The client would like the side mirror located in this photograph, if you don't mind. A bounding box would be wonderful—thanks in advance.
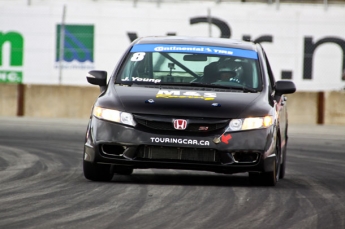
[86,70,107,93]
[275,80,296,96]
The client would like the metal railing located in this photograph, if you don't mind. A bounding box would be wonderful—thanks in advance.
[22,0,345,9]
[94,0,345,3]
[23,0,345,4]
[99,0,345,10]
[92,0,345,11]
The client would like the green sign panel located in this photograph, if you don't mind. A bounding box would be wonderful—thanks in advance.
[56,25,94,63]
[0,32,24,83]
[0,71,22,83]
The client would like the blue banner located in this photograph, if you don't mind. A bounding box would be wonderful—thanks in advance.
[131,44,258,59]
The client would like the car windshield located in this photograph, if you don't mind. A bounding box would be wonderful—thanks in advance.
[115,43,262,91]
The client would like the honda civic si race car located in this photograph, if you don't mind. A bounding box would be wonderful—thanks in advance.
[83,36,296,186]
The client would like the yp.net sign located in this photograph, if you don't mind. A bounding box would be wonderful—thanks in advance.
[55,24,94,69]
[0,32,24,83]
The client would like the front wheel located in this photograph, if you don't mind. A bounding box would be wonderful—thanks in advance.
[261,158,278,186]
[83,160,113,181]
[249,138,281,186]
[279,145,287,179]
[249,159,278,186]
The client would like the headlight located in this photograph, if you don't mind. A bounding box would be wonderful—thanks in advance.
[93,106,136,126]
[228,116,273,131]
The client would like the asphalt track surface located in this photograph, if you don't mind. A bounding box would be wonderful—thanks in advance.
[0,117,344,229]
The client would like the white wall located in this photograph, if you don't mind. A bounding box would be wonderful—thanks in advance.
[1,0,345,91]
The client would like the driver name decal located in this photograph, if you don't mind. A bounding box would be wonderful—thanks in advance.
[122,77,161,83]
[156,90,216,100]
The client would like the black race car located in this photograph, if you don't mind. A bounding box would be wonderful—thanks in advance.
[83,36,296,186]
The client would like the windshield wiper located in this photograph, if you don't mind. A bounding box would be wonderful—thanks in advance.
[155,82,228,89]
[222,85,258,93]
[156,82,258,92]
[117,81,258,92]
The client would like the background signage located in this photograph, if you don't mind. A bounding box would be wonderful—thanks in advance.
[0,32,24,83]
[0,1,344,90]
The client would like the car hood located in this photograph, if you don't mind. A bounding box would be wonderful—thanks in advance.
[113,86,266,118]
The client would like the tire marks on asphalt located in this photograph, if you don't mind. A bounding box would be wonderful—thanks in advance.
[0,118,345,229]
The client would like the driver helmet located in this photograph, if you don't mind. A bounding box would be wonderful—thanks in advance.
[217,60,243,81]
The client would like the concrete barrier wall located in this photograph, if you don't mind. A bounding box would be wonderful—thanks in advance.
[1,84,345,125]
[24,85,100,119]
[0,84,18,117]
[325,91,345,125]
[286,92,318,125]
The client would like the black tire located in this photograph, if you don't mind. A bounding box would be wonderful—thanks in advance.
[279,145,287,179]
[263,137,281,186]
[261,159,278,186]
[249,138,281,186]
[113,166,134,175]
[83,160,113,181]
[249,159,277,186]
[83,120,113,182]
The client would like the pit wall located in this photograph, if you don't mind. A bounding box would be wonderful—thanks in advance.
[1,84,344,125]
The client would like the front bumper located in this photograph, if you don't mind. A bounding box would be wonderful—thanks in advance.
[84,117,277,174]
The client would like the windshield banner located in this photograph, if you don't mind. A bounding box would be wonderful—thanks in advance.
[130,44,258,59]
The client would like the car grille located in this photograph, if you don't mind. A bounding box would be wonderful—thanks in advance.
[137,146,219,163]
[134,115,228,132]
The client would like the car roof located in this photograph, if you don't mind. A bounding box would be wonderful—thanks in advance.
[132,36,258,52]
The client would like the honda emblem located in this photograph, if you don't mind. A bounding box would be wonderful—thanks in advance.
[173,119,187,130]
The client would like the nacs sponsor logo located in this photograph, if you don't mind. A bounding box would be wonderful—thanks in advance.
[0,32,24,83]
[55,25,94,69]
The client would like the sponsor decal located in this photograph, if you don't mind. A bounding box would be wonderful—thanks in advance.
[0,31,24,83]
[150,137,210,146]
[122,76,161,83]
[221,134,232,144]
[156,90,216,100]
[130,44,258,59]
[55,24,94,69]
[173,119,187,130]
